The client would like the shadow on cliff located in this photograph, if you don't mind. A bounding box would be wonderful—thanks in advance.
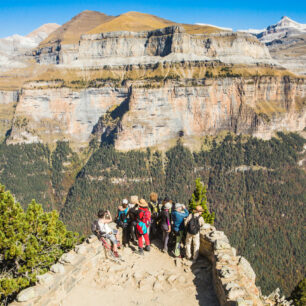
[190,257,220,306]
[91,89,131,146]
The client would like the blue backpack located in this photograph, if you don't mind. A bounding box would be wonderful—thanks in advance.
[116,208,129,228]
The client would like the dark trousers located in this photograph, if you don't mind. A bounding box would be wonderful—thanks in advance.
[122,225,130,246]
[129,221,137,242]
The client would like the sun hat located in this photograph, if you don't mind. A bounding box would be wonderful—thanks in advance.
[175,203,184,210]
[139,199,148,207]
[130,195,139,205]
[195,205,204,212]
[122,198,129,205]
[164,202,172,210]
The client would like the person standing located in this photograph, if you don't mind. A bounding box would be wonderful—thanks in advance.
[136,199,151,255]
[148,192,159,240]
[184,205,205,261]
[116,199,130,247]
[159,202,172,253]
[128,196,139,244]
[171,203,189,258]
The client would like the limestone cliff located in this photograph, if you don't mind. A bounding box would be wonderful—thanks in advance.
[4,76,306,150]
[34,26,274,67]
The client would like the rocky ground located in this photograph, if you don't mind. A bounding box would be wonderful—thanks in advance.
[62,241,219,306]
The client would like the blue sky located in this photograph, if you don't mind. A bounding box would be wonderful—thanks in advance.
[0,0,305,37]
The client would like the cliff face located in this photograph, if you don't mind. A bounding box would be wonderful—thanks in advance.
[34,26,274,67]
[4,77,306,150]
[0,90,18,141]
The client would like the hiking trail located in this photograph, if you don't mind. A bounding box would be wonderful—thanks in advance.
[62,241,219,306]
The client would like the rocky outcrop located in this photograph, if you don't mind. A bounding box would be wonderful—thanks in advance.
[0,90,19,141]
[199,225,291,305]
[5,77,306,149]
[34,26,274,67]
[12,225,291,306]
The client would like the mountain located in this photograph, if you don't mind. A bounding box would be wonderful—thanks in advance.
[0,23,60,71]
[239,16,306,75]
[88,11,175,34]
[39,10,114,47]
[26,23,60,42]
[257,16,306,43]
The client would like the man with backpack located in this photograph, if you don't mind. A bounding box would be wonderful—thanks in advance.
[91,209,120,258]
[184,205,205,261]
[171,203,189,258]
[136,199,151,255]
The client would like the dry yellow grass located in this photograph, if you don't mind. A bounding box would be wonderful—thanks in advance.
[0,60,302,91]
[88,11,222,35]
[39,10,114,47]
[254,100,286,116]
[88,11,175,34]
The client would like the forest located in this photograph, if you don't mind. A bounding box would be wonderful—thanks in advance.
[0,132,305,296]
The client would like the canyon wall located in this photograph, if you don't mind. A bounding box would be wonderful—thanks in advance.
[4,77,306,150]
[34,26,274,67]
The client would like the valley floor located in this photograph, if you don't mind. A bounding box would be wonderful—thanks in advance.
[62,242,219,306]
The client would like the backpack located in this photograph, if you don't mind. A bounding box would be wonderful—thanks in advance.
[136,208,151,235]
[116,208,129,228]
[91,220,106,238]
[187,214,201,235]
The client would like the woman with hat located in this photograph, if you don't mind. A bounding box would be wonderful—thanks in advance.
[184,205,206,261]
[135,199,151,255]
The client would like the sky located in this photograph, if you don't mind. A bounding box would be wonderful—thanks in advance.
[0,0,305,37]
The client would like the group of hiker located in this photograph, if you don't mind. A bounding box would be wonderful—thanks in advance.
[92,192,206,261]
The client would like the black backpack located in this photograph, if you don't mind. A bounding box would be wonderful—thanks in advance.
[91,220,106,238]
[187,214,201,235]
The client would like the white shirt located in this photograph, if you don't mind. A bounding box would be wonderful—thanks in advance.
[98,220,112,234]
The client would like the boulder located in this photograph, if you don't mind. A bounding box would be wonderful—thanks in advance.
[16,287,37,302]
[238,257,256,281]
[50,263,65,274]
[75,244,87,255]
[37,273,54,286]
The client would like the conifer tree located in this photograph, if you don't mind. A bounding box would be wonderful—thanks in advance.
[189,178,215,224]
[0,184,79,304]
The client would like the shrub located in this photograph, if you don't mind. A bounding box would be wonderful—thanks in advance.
[189,178,215,224]
[0,184,79,304]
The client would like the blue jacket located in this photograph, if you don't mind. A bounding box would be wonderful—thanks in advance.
[171,209,189,232]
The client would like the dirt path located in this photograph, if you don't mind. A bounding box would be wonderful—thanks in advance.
[62,242,219,306]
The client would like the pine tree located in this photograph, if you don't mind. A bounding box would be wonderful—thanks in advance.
[189,178,215,224]
[0,184,79,304]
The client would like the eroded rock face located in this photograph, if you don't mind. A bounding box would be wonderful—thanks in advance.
[7,87,129,145]
[115,77,306,150]
[4,77,306,149]
[35,26,274,67]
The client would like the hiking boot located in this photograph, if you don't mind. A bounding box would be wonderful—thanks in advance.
[144,245,151,252]
[162,248,168,253]
[136,248,144,255]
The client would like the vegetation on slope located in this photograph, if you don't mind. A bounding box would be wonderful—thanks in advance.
[0,133,304,297]
[289,278,306,305]
[0,185,79,304]
[59,132,305,296]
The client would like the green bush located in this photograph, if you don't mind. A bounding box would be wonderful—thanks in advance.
[289,278,306,306]
[0,184,79,304]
